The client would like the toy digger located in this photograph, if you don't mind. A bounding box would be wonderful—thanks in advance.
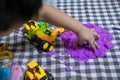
[22,20,64,52]
[0,43,13,59]
[24,60,54,80]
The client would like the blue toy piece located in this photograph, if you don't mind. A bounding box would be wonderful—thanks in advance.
[0,67,11,80]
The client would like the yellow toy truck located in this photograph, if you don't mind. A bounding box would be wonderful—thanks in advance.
[22,20,64,52]
[24,60,54,80]
[0,43,13,59]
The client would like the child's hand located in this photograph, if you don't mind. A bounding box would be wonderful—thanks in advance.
[39,5,100,50]
[76,26,100,51]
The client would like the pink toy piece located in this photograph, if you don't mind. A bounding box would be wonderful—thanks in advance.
[10,65,22,80]
[60,24,114,62]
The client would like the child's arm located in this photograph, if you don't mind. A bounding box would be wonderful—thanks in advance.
[37,4,99,50]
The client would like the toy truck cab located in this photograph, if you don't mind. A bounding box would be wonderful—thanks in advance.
[22,20,64,52]
[24,60,54,80]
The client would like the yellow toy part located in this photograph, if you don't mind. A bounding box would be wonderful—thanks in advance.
[24,60,54,80]
[0,43,13,59]
[23,20,65,52]
[49,46,54,52]
[24,20,39,31]
[36,27,64,43]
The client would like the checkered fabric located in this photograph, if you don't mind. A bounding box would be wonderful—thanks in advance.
[43,0,57,7]
[0,0,120,80]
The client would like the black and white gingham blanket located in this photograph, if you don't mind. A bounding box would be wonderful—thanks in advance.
[0,0,120,80]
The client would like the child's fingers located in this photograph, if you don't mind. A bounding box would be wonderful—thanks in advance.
[94,32,100,40]
[90,28,95,31]
[88,39,97,51]
[95,41,99,48]
[92,29,100,40]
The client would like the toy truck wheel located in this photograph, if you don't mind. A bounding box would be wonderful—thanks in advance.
[42,42,54,52]
[49,46,54,51]
[43,42,49,49]
[31,35,53,52]
[45,70,54,80]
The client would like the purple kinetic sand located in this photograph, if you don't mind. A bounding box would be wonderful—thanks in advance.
[60,24,114,62]
[47,50,56,56]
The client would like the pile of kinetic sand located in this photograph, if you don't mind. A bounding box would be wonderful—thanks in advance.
[60,24,114,62]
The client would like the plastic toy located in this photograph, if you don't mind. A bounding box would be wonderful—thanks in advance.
[0,67,11,80]
[0,43,13,59]
[38,21,51,28]
[24,60,54,80]
[22,20,64,52]
[10,64,22,80]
